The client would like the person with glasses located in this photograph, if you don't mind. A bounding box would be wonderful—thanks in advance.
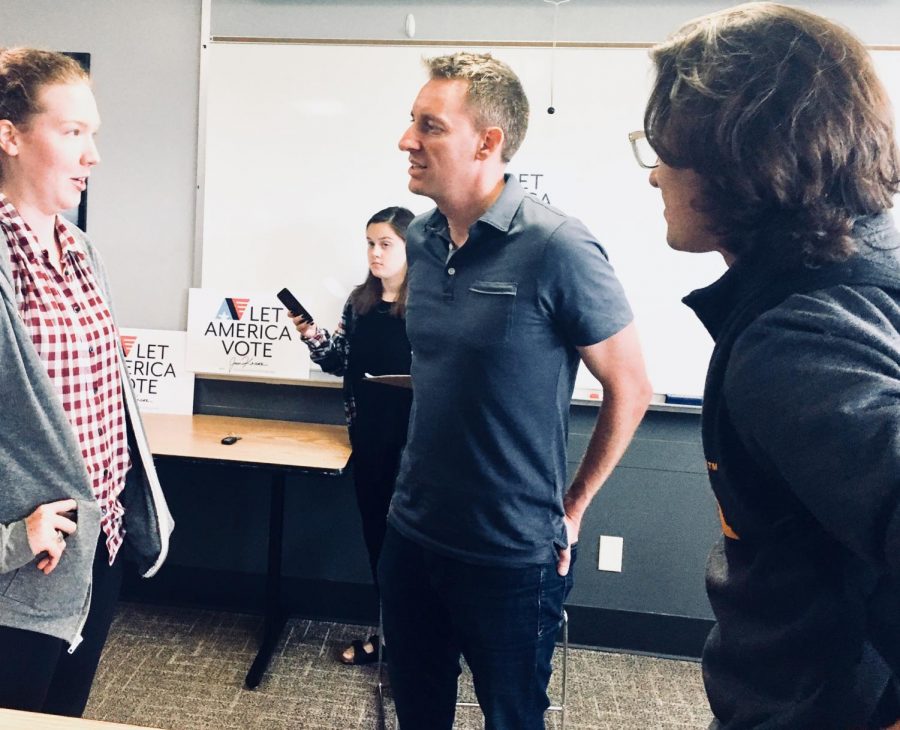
[637,4,900,728]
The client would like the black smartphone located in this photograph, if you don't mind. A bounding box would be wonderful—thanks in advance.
[276,288,314,323]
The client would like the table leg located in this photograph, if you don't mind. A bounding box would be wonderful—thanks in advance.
[245,471,287,689]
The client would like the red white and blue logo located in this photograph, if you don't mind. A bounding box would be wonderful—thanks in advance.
[215,297,250,320]
[120,334,137,357]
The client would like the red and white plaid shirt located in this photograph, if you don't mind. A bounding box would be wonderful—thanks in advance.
[1,194,130,564]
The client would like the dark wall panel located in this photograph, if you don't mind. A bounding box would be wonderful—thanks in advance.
[569,466,716,618]
[149,382,718,630]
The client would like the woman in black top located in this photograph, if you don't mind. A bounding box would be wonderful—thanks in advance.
[292,206,414,664]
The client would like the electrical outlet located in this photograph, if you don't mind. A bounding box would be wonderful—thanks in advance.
[597,535,623,572]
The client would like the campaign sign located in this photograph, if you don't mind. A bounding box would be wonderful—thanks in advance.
[120,328,195,414]
[186,288,310,380]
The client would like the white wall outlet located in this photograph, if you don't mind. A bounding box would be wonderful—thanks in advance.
[597,535,624,572]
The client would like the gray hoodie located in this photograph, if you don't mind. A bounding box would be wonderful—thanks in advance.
[0,219,173,650]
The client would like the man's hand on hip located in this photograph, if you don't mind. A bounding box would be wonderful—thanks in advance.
[556,513,580,576]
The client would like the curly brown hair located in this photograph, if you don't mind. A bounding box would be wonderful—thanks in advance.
[645,2,900,265]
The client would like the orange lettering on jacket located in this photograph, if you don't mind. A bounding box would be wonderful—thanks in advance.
[717,502,740,540]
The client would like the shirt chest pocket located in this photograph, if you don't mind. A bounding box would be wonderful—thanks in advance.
[465,281,517,347]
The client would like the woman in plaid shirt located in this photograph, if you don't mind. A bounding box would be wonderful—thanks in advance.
[291,206,413,665]
[0,48,173,715]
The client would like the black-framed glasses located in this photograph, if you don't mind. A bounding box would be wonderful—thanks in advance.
[628,130,658,169]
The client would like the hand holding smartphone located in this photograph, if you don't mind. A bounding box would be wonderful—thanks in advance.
[276,288,314,323]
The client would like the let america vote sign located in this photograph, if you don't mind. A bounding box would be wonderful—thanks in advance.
[119,328,195,414]
[186,288,310,380]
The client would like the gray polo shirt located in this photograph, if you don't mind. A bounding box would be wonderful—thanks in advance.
[388,176,633,566]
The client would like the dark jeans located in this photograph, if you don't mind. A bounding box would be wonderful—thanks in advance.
[378,525,576,730]
[0,532,123,716]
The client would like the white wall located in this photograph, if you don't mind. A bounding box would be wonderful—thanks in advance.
[4,0,201,330]
[212,0,900,45]
[5,0,900,332]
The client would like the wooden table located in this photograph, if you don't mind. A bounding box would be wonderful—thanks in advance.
[0,708,161,729]
[142,413,351,689]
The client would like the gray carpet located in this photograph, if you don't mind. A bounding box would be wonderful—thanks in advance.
[84,603,713,729]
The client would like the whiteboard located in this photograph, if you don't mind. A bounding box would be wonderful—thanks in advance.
[201,42,900,397]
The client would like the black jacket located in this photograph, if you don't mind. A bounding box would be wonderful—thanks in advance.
[684,213,900,729]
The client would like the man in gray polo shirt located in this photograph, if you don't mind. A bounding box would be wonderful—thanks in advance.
[379,52,652,730]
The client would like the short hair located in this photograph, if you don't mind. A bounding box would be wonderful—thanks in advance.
[645,2,900,265]
[426,52,529,163]
[0,48,88,127]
